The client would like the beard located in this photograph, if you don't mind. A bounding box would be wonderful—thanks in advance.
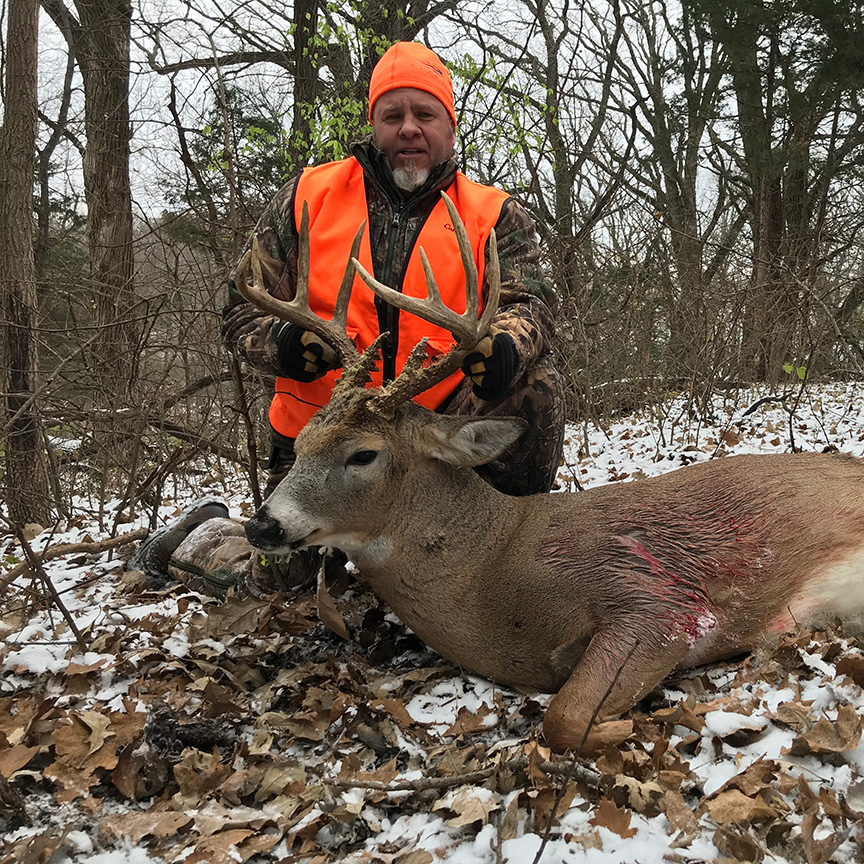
[391,160,430,192]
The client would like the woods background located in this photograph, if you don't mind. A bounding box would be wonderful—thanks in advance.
[1,0,863,527]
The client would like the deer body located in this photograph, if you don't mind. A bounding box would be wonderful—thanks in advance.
[236,193,864,752]
[248,392,864,752]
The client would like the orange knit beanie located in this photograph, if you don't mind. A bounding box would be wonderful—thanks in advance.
[368,42,456,125]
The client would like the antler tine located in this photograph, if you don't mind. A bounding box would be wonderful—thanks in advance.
[440,193,479,335]
[352,192,495,351]
[334,332,388,394]
[232,203,364,369]
[333,219,367,333]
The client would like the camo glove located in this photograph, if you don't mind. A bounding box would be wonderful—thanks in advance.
[273,321,341,382]
[221,302,265,347]
[461,327,518,401]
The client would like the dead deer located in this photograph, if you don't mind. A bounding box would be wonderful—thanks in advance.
[235,195,864,754]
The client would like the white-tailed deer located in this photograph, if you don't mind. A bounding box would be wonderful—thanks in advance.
[235,196,864,754]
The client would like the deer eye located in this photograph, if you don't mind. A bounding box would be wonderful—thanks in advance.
[348,449,378,466]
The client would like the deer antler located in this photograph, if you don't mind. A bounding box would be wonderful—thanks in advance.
[352,192,500,414]
[232,203,366,371]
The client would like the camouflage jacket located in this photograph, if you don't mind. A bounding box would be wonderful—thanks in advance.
[222,140,559,386]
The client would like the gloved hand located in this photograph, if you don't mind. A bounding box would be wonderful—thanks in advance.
[461,327,518,401]
[273,321,341,382]
[221,302,264,347]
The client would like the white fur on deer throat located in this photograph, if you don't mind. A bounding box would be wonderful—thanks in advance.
[318,533,393,562]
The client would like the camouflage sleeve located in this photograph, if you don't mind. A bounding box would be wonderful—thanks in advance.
[484,198,558,378]
[221,176,301,378]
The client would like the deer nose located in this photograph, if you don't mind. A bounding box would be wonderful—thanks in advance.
[245,508,285,549]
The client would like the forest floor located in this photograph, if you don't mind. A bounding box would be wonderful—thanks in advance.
[2,382,864,863]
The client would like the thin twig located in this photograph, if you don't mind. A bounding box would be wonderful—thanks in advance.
[228,354,262,508]
[11,527,89,652]
[320,757,599,793]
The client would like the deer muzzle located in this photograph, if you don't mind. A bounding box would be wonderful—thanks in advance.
[245,508,290,551]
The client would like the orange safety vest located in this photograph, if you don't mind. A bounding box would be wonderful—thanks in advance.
[269,158,510,438]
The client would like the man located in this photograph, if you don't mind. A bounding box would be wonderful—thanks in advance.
[131,42,565,597]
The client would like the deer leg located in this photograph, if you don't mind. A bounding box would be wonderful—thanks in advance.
[543,624,690,754]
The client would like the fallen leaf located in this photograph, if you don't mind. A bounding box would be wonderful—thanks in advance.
[184,829,255,864]
[718,759,780,798]
[52,712,116,770]
[434,787,500,827]
[255,763,307,801]
[22,523,44,540]
[195,597,272,640]
[703,790,780,825]
[396,851,434,864]
[714,826,765,862]
[372,698,416,730]
[662,790,700,837]
[352,756,399,785]
[613,774,664,814]
[800,810,849,864]
[658,770,687,790]
[78,710,114,757]
[0,744,39,778]
[835,654,864,688]
[193,800,279,836]
[263,710,331,742]
[498,795,522,842]
[787,704,862,755]
[317,568,349,640]
[1,828,68,863]
[173,747,232,799]
[522,740,551,787]
[100,810,192,842]
[528,783,579,834]
[112,747,169,800]
[65,658,108,676]
[652,701,705,733]
[564,831,603,850]
[818,787,843,819]
[770,701,814,732]
[444,702,496,737]
[47,711,123,802]
[589,797,638,838]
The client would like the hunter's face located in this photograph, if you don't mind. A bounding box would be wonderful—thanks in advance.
[372,88,456,191]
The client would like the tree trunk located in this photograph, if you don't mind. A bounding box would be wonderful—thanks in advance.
[73,0,136,400]
[0,0,52,524]
[288,0,320,171]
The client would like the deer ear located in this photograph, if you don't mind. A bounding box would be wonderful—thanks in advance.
[420,417,528,467]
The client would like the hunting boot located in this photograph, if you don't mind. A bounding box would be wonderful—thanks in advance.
[128,497,230,588]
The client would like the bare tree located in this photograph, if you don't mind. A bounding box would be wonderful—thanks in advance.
[610,0,748,390]
[42,0,137,400]
[692,0,864,381]
[0,0,52,523]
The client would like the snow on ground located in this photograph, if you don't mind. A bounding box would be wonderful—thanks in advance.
[2,382,864,863]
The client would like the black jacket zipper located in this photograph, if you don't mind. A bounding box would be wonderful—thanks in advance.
[377,207,405,383]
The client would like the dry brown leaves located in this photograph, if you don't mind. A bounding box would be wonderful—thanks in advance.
[2,556,864,864]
